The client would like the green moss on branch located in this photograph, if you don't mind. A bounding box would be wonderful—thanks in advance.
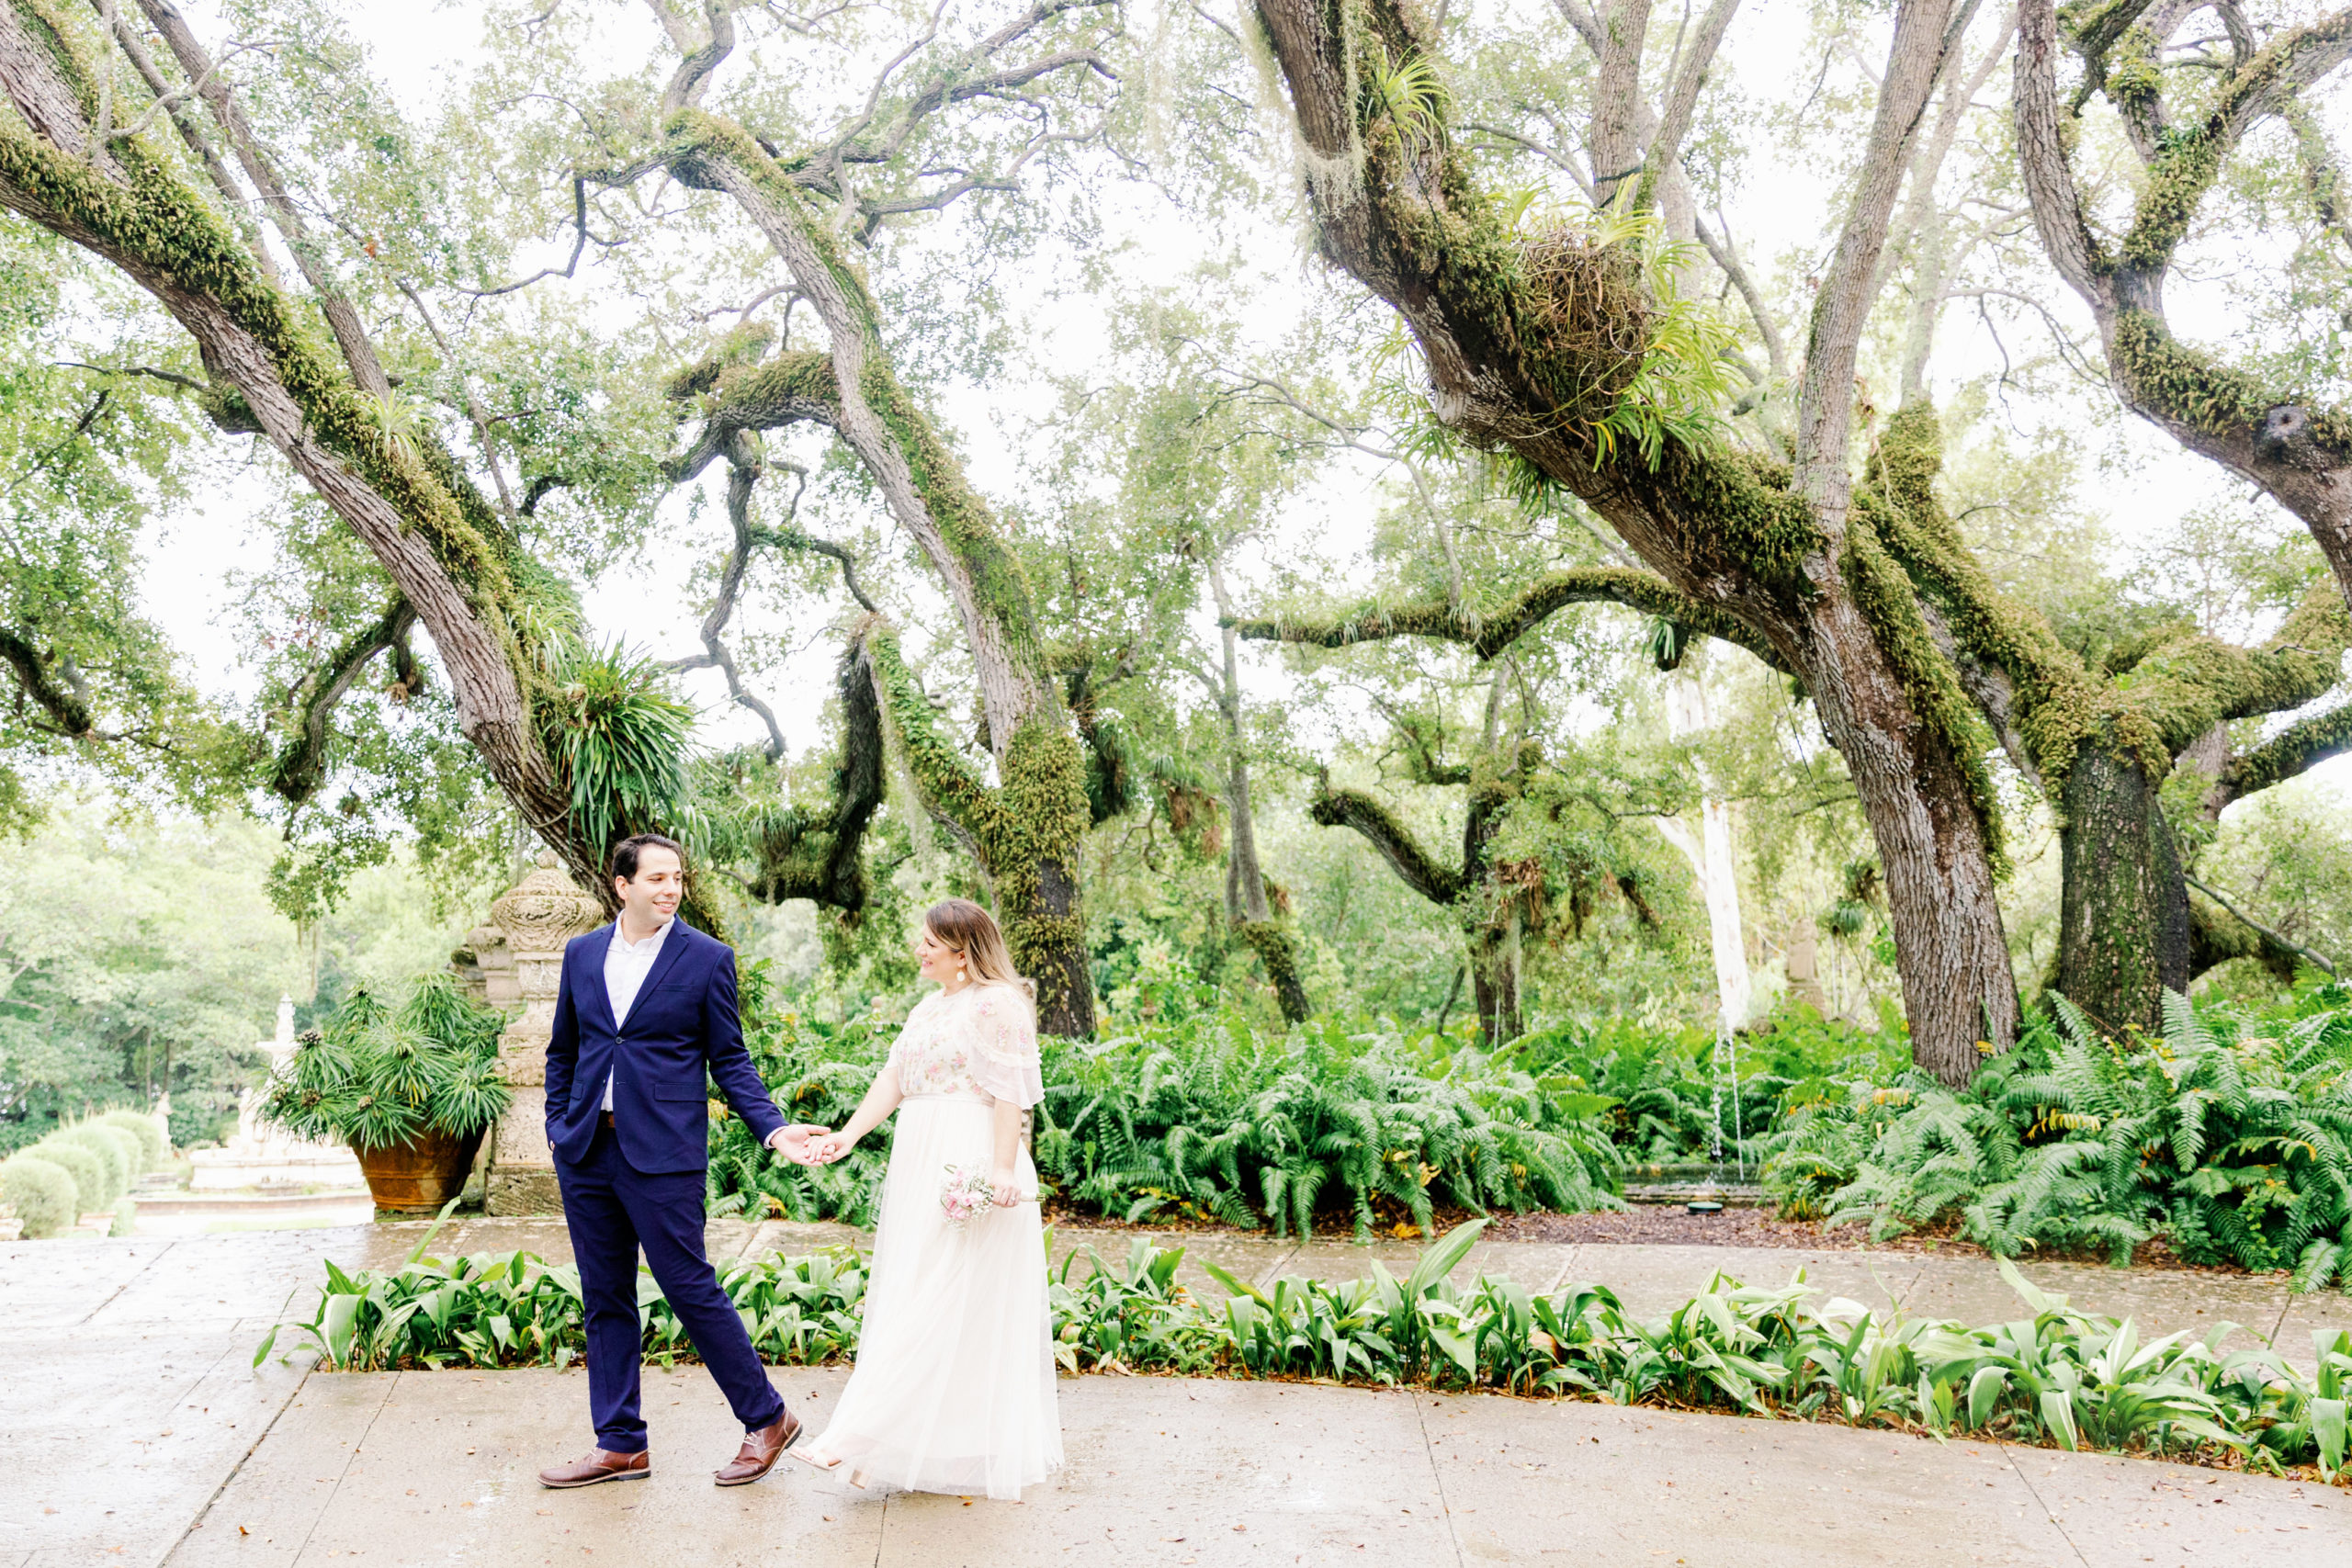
[1309,783,1465,905]
[1231,566,1787,669]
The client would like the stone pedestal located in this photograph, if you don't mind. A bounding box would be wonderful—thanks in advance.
[463,852,604,1216]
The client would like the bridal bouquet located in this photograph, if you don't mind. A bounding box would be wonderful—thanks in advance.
[938,1165,999,1228]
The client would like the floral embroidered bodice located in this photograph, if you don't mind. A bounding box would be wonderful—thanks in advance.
[888,982,1044,1107]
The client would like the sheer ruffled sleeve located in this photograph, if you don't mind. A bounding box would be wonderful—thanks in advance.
[966,985,1044,1107]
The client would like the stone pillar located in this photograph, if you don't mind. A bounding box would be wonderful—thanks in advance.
[473,852,605,1215]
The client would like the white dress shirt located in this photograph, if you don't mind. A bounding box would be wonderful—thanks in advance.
[600,917,673,1111]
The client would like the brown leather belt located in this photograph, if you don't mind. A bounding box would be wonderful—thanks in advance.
[600,1111,616,1129]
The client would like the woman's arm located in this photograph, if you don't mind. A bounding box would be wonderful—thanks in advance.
[989,1094,1024,1201]
[813,1065,903,1161]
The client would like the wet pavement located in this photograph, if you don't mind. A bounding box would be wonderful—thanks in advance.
[6,1220,2348,1566]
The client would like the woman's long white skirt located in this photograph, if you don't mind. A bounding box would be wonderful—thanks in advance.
[806,1094,1062,1500]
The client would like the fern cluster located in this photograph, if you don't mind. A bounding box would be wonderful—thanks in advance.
[1753,985,2352,1282]
[704,970,1623,1237]
[1042,1013,1623,1237]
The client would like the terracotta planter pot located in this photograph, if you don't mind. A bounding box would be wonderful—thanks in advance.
[356,1128,484,1214]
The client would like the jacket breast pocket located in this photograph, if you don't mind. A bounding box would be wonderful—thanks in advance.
[652,1082,712,1101]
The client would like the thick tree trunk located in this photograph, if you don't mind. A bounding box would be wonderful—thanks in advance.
[1470,925,1522,1044]
[1244,0,2021,1085]
[2054,736,2193,1035]
[1018,850,1094,1039]
[1795,593,2020,1086]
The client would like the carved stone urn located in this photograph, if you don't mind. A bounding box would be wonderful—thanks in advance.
[465,851,605,1215]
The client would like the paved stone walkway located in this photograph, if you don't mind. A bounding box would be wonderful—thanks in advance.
[6,1220,2348,1567]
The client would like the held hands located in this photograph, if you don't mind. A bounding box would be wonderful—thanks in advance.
[765,1124,844,1167]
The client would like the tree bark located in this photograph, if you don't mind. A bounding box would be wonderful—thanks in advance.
[2013,0,2352,609]
[2054,734,2192,1035]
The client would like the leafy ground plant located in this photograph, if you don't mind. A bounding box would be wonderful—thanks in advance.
[707,981,1625,1237]
[262,1210,2352,1483]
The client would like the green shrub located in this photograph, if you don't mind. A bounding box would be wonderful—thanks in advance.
[0,1154,77,1237]
[108,1197,138,1237]
[96,1110,169,1171]
[50,1125,130,1204]
[29,1138,109,1212]
[80,1123,148,1185]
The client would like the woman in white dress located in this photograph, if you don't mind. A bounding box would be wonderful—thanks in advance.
[784,898,1062,1500]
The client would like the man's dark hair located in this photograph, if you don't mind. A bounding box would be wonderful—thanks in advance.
[612,832,686,883]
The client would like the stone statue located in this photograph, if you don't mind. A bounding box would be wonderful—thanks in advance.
[466,852,605,1214]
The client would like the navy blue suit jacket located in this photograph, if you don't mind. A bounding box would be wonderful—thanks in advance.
[544,920,785,1174]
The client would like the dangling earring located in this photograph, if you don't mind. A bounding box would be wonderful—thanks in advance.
[956,958,967,985]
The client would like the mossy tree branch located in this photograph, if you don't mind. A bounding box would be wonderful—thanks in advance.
[2188,880,2332,983]
[0,0,606,889]
[1305,729,1549,1041]
[2018,0,2352,611]
[1872,402,2352,797]
[0,622,93,737]
[642,4,1106,1029]
[1245,0,2024,1081]
[2208,700,2352,813]
[266,596,416,807]
[1231,565,1789,669]
[734,640,885,915]
[1309,783,1466,905]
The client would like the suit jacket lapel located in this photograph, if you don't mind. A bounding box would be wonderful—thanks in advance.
[578,923,618,1034]
[629,920,695,1021]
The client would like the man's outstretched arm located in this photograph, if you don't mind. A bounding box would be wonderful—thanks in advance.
[701,947,792,1150]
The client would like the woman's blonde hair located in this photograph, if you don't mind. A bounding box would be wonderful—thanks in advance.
[923,898,1033,998]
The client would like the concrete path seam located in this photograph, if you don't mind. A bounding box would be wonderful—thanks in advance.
[1249,1245,1300,1289]
[82,1238,176,1327]
[1542,1244,1581,1295]
[1407,1391,1470,1568]
[1998,1439,2092,1567]
[145,1355,318,1568]
[282,1370,402,1567]
[1877,1259,1927,1318]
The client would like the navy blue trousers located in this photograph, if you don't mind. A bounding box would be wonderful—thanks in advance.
[556,1124,785,1453]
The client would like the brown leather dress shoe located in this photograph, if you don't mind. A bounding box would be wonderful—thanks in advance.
[714,1411,800,1486]
[538,1449,650,1488]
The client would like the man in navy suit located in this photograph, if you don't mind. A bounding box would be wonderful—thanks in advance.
[537,833,820,1489]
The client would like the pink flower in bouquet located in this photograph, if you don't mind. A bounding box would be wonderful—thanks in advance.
[939,1164,998,1228]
